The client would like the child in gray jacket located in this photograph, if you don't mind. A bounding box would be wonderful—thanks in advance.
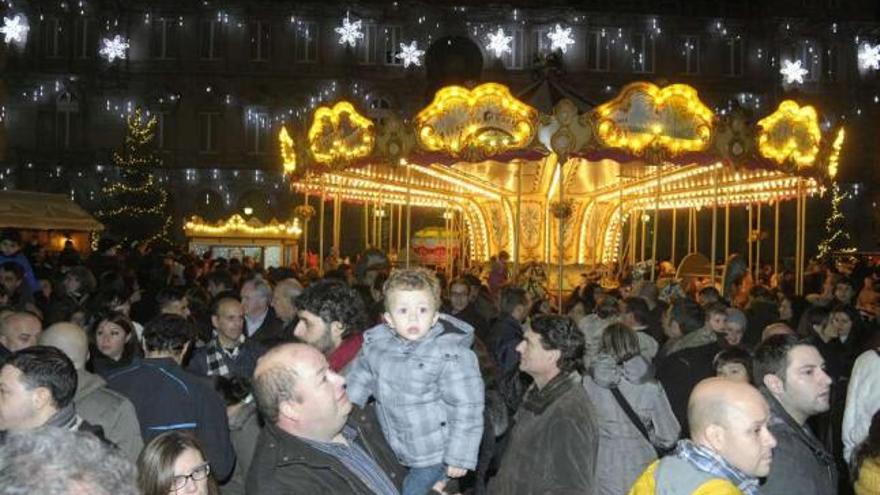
[346,268,485,495]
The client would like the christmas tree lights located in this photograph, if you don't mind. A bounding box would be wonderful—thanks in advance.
[95,108,171,244]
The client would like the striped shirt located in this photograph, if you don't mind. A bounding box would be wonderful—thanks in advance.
[302,426,400,495]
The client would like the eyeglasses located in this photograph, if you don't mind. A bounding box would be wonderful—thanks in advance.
[170,462,211,492]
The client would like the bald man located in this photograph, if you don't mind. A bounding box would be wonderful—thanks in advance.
[0,311,41,359]
[247,343,406,495]
[39,323,143,462]
[628,378,777,495]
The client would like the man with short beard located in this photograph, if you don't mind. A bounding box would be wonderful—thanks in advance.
[753,334,838,495]
[294,280,368,373]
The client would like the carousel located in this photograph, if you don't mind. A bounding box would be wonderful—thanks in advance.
[279,81,845,301]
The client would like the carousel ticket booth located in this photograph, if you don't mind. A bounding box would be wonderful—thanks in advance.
[184,214,302,268]
[279,80,845,305]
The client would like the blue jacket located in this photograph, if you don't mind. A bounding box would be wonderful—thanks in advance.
[0,252,39,294]
[346,313,485,470]
[105,357,236,482]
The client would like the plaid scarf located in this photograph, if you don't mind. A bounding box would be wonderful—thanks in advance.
[675,439,762,495]
[205,332,245,377]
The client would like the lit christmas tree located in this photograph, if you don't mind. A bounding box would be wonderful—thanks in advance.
[816,181,852,262]
[96,108,170,245]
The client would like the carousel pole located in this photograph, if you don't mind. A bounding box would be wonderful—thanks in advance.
[711,170,719,288]
[724,203,730,263]
[756,202,762,282]
[640,210,647,263]
[774,200,780,278]
[363,203,369,249]
[319,177,325,274]
[557,158,566,315]
[747,203,753,273]
[651,170,660,281]
[629,211,637,266]
[514,161,522,282]
[671,208,677,267]
[397,204,402,255]
[388,203,393,254]
[302,189,310,268]
[333,194,341,258]
[405,162,412,268]
[687,208,693,255]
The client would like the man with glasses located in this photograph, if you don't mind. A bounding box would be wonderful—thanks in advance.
[445,278,489,345]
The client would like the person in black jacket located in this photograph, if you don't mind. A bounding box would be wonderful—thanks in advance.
[656,298,722,437]
[105,314,235,483]
[248,343,406,495]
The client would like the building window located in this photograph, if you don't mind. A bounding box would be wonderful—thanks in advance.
[824,43,839,82]
[151,18,178,59]
[358,22,378,65]
[74,18,95,59]
[384,26,402,65]
[503,27,525,70]
[533,27,552,57]
[630,32,655,73]
[250,21,271,62]
[155,112,173,150]
[722,37,744,76]
[200,20,225,60]
[681,35,700,75]
[586,30,611,71]
[245,108,269,155]
[44,17,67,59]
[797,39,821,82]
[295,21,318,63]
[199,112,221,153]
[56,92,79,150]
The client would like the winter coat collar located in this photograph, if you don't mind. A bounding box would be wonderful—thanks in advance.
[663,326,719,356]
[329,333,364,372]
[522,371,580,415]
[760,387,835,467]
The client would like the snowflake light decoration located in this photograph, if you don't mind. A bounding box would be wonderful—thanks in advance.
[486,27,512,58]
[396,40,424,68]
[335,14,363,47]
[547,24,575,53]
[99,35,130,62]
[859,43,880,71]
[780,59,809,85]
[1,14,29,45]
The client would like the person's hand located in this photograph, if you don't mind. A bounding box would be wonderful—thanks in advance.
[446,466,467,478]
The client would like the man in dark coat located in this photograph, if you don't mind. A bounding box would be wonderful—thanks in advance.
[488,315,599,494]
[106,314,235,482]
[445,278,490,345]
[488,286,530,376]
[753,335,839,495]
[248,343,406,495]
[241,277,285,348]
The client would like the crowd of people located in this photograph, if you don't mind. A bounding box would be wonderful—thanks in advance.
[1,225,880,495]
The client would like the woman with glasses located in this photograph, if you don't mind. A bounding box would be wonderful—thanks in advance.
[137,431,219,495]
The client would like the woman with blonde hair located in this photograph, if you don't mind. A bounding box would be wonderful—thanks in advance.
[137,431,220,495]
[583,323,680,495]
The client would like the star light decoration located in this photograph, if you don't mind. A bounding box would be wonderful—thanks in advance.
[859,43,880,71]
[780,59,809,85]
[547,24,575,53]
[486,27,512,58]
[396,40,424,68]
[99,35,131,63]
[1,14,29,44]
[334,13,363,47]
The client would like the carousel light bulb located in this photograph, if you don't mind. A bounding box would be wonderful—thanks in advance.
[98,34,130,62]
[547,24,575,53]
[486,27,512,57]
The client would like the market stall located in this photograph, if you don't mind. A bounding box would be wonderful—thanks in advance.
[184,214,302,269]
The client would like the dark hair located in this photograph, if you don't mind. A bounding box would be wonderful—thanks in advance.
[529,314,585,374]
[214,376,252,407]
[92,311,141,361]
[205,270,234,291]
[5,346,77,409]
[0,261,24,280]
[622,297,651,326]
[796,306,830,338]
[142,314,195,354]
[499,286,528,315]
[713,347,753,379]
[704,302,728,319]
[669,298,705,334]
[595,295,620,319]
[294,280,368,338]
[137,431,219,495]
[698,286,721,303]
[601,323,641,362]
[752,334,811,387]
[156,287,186,309]
[0,228,22,245]
[853,409,880,482]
